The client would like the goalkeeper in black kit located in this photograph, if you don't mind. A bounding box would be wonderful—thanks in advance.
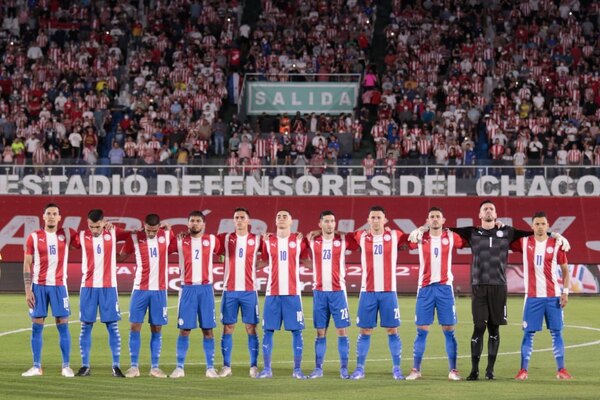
[409,200,570,380]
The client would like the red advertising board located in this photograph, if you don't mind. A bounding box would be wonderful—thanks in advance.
[1,196,598,265]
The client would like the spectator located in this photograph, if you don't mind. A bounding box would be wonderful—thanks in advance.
[108,142,126,165]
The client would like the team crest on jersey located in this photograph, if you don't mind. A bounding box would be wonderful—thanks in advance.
[178,318,184,325]
[58,235,65,241]
[496,231,504,237]
[546,247,554,254]
[522,321,528,329]
[103,234,111,241]
[158,236,166,244]
[333,240,341,247]
[248,239,255,246]
[442,238,449,245]
[289,241,297,248]
[383,234,391,241]
[203,240,210,246]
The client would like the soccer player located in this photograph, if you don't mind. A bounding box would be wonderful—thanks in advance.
[512,212,572,380]
[405,207,465,381]
[350,205,407,380]
[73,209,128,378]
[411,200,570,380]
[305,210,358,379]
[257,210,309,379]
[169,211,221,379]
[119,214,175,378]
[215,208,262,378]
[22,203,75,377]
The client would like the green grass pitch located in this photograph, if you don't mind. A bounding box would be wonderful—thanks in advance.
[0,294,598,399]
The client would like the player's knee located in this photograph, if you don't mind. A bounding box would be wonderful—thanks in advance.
[130,323,142,332]
[223,324,235,334]
[202,328,214,338]
[245,324,257,335]
[385,327,398,335]
[487,324,499,336]
[473,323,486,335]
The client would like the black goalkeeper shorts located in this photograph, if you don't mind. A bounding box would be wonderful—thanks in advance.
[471,285,507,326]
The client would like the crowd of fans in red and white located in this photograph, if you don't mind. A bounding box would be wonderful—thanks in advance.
[0,0,599,179]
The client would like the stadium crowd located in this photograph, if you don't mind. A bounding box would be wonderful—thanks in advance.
[0,0,599,176]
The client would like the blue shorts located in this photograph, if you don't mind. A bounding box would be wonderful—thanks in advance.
[129,289,168,326]
[262,295,304,331]
[30,284,70,319]
[177,284,216,330]
[522,297,563,332]
[313,290,351,329]
[220,291,259,325]
[415,284,457,326]
[356,292,400,328]
[79,287,121,323]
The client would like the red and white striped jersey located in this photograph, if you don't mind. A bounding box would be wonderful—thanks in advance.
[362,158,375,176]
[25,228,75,286]
[409,231,465,289]
[75,228,130,288]
[177,234,220,286]
[217,232,261,291]
[123,230,176,290]
[308,233,358,292]
[354,229,407,292]
[260,233,308,296]
[511,237,568,298]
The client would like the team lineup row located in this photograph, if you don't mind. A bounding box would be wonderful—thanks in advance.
[21,202,573,381]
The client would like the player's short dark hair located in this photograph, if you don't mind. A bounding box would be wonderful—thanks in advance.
[369,205,385,214]
[234,207,250,217]
[87,209,104,222]
[188,210,205,221]
[277,209,292,217]
[44,203,60,213]
[479,199,495,209]
[428,206,443,214]
[532,211,547,220]
[145,213,160,226]
[320,210,335,219]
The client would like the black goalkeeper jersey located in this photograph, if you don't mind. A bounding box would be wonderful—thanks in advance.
[450,226,531,286]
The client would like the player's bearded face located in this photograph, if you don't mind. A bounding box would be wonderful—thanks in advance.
[88,220,104,237]
[479,204,497,222]
[427,212,445,229]
[319,216,336,234]
[188,217,205,234]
